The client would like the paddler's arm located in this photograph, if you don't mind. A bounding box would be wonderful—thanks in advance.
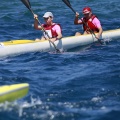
[56,32,62,40]
[49,32,62,43]
[74,12,82,24]
[94,18,103,39]
[34,14,42,30]
[96,27,103,39]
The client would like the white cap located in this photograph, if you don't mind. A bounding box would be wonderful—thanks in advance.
[43,12,53,18]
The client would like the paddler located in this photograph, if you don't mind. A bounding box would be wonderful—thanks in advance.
[74,7,103,39]
[34,12,62,43]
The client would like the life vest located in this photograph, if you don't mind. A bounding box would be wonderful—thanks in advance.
[43,23,61,38]
[82,15,99,33]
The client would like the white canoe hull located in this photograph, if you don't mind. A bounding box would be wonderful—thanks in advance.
[0,29,120,57]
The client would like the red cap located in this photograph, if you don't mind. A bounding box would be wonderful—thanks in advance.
[82,7,91,14]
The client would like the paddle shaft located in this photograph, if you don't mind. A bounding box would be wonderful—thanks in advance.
[62,0,103,44]
[21,0,61,53]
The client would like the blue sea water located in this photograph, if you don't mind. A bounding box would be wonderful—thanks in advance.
[0,0,120,120]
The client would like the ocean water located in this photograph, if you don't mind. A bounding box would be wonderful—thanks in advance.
[0,0,120,120]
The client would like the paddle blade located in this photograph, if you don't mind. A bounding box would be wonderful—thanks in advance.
[62,0,71,7]
[21,0,34,15]
[62,0,76,14]
[21,0,31,10]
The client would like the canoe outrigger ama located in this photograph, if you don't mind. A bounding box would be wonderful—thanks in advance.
[0,28,120,57]
[0,83,29,103]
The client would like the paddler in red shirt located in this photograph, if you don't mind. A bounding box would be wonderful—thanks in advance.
[74,7,103,39]
[34,12,62,43]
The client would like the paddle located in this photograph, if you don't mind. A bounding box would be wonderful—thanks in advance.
[62,0,104,45]
[20,0,61,53]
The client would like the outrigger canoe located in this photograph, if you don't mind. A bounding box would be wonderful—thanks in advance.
[0,83,29,103]
[0,28,120,57]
